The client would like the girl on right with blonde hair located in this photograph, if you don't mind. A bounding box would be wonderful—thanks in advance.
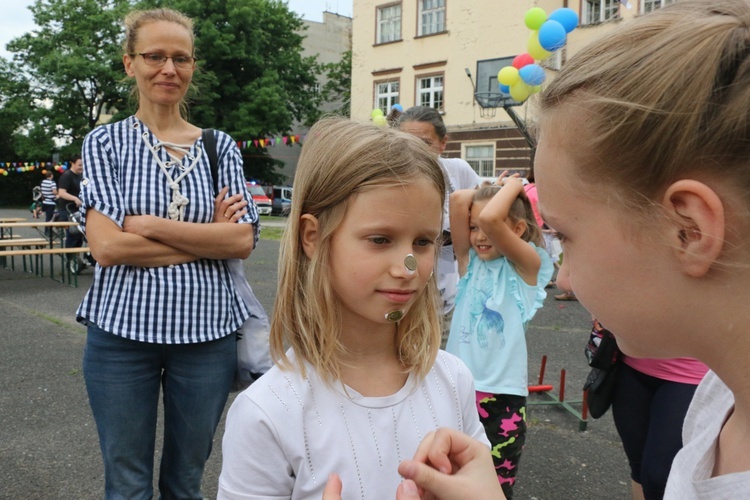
[534,0,750,497]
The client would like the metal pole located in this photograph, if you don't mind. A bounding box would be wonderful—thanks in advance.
[503,105,536,149]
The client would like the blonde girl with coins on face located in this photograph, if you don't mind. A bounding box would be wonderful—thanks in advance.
[218,117,488,499]
[78,8,258,499]
[533,0,750,497]
[446,173,553,499]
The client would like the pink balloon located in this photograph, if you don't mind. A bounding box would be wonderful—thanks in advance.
[512,53,535,69]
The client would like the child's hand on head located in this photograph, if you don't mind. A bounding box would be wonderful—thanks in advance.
[495,170,521,187]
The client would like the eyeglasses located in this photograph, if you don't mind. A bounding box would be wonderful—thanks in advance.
[132,52,196,69]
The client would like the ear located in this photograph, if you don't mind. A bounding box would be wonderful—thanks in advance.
[124,54,135,77]
[513,219,528,239]
[299,214,319,259]
[662,179,725,277]
[437,134,448,155]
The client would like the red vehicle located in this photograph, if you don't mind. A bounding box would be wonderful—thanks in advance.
[245,181,272,215]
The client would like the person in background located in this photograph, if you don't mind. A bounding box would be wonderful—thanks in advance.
[56,155,84,249]
[40,171,58,223]
[78,8,257,498]
[398,106,481,348]
[447,174,553,498]
[218,118,487,499]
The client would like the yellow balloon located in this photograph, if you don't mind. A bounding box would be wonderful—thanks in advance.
[371,108,384,118]
[373,115,388,127]
[497,66,520,86]
[510,81,531,102]
[528,31,551,61]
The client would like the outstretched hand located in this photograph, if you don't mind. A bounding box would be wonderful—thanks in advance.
[322,428,504,500]
[398,428,506,500]
[214,186,248,223]
[322,474,423,500]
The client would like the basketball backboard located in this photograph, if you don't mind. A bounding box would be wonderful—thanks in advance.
[473,56,523,108]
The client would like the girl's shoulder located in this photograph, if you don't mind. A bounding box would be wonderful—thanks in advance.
[430,350,475,383]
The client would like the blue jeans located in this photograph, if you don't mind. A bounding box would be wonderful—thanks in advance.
[83,324,236,500]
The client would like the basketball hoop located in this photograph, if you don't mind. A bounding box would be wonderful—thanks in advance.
[474,92,513,119]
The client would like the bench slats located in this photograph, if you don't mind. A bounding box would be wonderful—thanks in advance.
[0,247,90,257]
[0,238,49,248]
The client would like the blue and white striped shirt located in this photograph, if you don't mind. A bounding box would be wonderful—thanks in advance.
[40,179,57,206]
[77,116,259,344]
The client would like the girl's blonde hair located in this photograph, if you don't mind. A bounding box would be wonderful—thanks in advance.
[122,9,195,116]
[270,117,447,384]
[473,186,544,247]
[539,0,750,213]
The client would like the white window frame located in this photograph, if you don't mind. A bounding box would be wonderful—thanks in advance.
[417,74,443,110]
[375,80,400,114]
[640,0,675,13]
[377,4,402,44]
[542,49,563,71]
[418,0,445,36]
[582,0,620,24]
[464,144,495,178]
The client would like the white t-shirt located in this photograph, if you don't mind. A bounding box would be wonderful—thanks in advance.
[438,157,480,314]
[218,350,488,500]
[665,370,750,498]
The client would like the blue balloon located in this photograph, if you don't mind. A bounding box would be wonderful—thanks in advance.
[519,64,546,86]
[498,83,510,94]
[392,103,403,112]
[549,8,579,33]
[538,20,567,52]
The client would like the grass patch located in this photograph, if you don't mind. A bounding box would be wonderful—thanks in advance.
[260,226,284,241]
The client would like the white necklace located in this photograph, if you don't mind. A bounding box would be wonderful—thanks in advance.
[140,130,203,221]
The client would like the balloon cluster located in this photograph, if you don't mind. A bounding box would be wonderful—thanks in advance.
[497,7,579,103]
[371,108,388,127]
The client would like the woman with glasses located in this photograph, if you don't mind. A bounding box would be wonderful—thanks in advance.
[77,8,258,498]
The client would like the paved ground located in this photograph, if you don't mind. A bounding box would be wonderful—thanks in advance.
[0,207,631,499]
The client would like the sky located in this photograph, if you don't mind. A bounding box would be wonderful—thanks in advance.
[0,0,353,60]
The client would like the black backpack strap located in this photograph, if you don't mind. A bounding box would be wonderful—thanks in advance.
[202,128,219,196]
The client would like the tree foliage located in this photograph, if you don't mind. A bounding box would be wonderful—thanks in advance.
[1,0,325,186]
[7,0,132,158]
[320,50,352,118]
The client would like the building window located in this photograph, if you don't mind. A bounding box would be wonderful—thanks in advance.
[375,81,400,114]
[377,4,402,44]
[312,82,320,96]
[641,0,675,13]
[418,0,445,36]
[417,75,443,110]
[583,0,620,24]
[465,145,495,178]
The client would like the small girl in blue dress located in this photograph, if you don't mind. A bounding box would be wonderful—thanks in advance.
[446,173,553,499]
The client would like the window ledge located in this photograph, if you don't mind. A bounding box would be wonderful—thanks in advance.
[415,30,448,40]
[374,39,404,47]
[579,17,623,28]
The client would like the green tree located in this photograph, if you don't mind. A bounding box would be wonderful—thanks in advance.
[139,0,320,182]
[320,50,351,118]
[0,58,37,161]
[7,0,132,156]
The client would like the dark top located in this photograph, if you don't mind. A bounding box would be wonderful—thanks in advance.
[56,170,81,211]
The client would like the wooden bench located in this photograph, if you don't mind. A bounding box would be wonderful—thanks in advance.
[0,238,50,272]
[0,247,91,287]
[0,238,49,249]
